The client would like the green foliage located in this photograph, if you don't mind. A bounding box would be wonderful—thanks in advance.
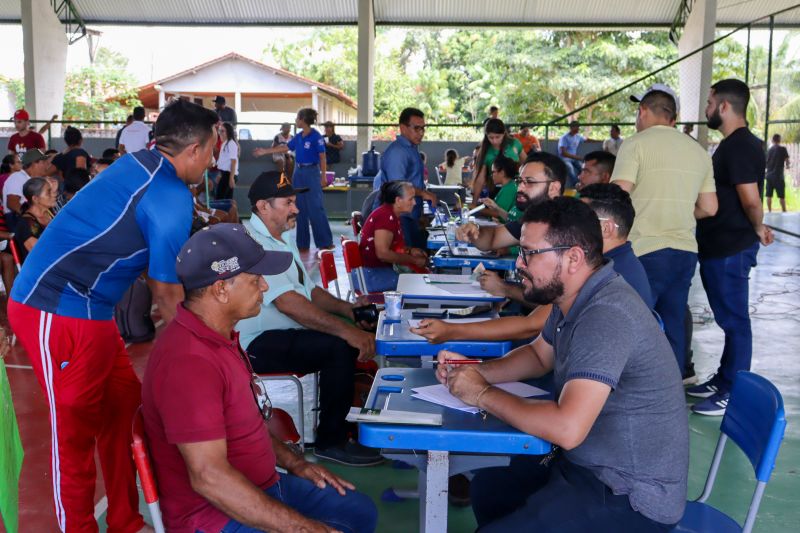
[62,47,141,124]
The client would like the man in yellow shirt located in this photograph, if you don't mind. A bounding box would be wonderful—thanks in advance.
[611,84,718,376]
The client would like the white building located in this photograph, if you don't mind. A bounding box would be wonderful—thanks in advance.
[136,52,357,139]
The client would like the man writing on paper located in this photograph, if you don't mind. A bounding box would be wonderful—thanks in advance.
[438,197,688,532]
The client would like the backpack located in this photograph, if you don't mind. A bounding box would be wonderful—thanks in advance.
[115,277,155,343]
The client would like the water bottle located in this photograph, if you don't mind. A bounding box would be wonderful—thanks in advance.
[447,220,457,244]
[461,205,469,224]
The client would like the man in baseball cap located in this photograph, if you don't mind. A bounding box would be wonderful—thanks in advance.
[611,82,717,382]
[237,170,383,467]
[629,83,681,116]
[8,109,46,156]
[142,222,377,532]
[213,95,237,125]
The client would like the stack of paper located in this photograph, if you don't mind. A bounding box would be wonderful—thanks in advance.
[411,382,549,414]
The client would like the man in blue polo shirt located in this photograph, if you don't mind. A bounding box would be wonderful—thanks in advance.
[377,107,437,249]
[8,99,219,533]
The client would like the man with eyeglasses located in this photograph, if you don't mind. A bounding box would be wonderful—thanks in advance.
[142,224,377,533]
[455,151,566,302]
[236,171,382,467]
[377,107,438,248]
[611,84,717,380]
[411,183,653,344]
[438,197,688,532]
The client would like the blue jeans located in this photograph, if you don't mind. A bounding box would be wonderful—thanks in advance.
[638,248,698,374]
[293,164,333,249]
[400,203,426,250]
[561,158,582,189]
[218,473,377,533]
[699,242,759,392]
[362,266,399,292]
[472,456,673,532]
[209,199,234,212]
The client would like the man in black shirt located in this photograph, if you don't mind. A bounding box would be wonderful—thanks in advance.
[213,95,238,126]
[765,133,791,212]
[691,79,774,416]
[323,121,344,164]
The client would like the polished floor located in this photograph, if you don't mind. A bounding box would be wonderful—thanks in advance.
[2,216,798,533]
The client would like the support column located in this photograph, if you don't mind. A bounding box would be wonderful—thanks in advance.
[357,0,375,157]
[21,0,68,137]
[234,91,242,114]
[678,0,717,148]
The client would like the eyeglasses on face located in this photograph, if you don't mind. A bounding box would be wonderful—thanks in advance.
[515,177,553,187]
[517,245,574,266]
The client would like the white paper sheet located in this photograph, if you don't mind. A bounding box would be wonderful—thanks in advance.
[411,382,549,414]
[407,317,493,329]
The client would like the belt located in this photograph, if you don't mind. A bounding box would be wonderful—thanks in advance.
[297,163,319,168]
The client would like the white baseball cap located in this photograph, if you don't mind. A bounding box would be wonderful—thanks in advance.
[630,83,680,115]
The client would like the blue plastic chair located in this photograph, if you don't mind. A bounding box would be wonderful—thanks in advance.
[673,371,786,533]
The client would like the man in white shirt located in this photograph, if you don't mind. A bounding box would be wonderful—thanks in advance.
[602,125,624,155]
[118,106,151,154]
[3,149,49,222]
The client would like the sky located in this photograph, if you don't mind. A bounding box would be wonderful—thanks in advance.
[0,23,792,87]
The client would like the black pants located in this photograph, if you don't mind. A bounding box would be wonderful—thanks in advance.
[215,170,235,200]
[471,456,675,532]
[247,329,356,449]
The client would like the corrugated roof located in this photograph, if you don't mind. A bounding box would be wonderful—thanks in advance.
[1,0,798,27]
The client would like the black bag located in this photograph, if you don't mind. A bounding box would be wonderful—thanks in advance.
[115,277,155,343]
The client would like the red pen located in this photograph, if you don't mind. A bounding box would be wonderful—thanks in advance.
[443,359,482,365]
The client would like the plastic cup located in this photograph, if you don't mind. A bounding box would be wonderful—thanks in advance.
[383,291,403,320]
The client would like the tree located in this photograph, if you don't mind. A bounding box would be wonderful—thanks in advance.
[62,47,141,124]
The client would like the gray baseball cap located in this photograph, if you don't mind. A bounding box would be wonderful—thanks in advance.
[176,223,292,290]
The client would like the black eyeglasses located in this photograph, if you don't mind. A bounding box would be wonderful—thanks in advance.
[239,347,273,421]
[515,177,553,187]
[517,246,574,266]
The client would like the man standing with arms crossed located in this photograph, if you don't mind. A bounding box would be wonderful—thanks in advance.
[611,84,718,377]
[689,79,774,416]
[8,99,219,533]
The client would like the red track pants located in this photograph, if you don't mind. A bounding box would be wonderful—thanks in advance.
[8,299,145,533]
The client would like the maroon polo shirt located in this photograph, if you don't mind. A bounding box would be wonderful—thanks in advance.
[142,304,279,533]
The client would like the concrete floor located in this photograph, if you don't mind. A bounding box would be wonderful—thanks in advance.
[4,216,799,533]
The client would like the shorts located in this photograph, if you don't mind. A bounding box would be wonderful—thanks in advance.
[765,171,785,198]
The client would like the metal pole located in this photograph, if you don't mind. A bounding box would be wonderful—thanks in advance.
[204,170,210,208]
[764,16,774,145]
[745,25,751,85]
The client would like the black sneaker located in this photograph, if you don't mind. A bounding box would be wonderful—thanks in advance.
[686,376,720,399]
[314,440,384,467]
[448,474,471,507]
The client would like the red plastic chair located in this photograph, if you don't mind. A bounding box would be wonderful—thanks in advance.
[257,373,318,450]
[341,239,385,304]
[350,211,363,240]
[131,408,166,533]
[317,250,341,299]
[8,239,22,272]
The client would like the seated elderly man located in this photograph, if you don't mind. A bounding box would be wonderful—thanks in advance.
[236,171,381,467]
[142,224,377,533]
[439,197,687,532]
[411,183,653,344]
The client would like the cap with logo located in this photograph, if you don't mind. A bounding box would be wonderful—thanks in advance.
[248,170,308,205]
[176,223,293,290]
[630,83,680,115]
[213,96,226,104]
[13,109,30,121]
[21,149,48,166]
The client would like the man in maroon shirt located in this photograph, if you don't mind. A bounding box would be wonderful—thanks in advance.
[7,109,46,156]
[142,224,377,533]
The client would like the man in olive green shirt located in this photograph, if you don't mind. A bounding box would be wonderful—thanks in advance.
[611,84,718,375]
